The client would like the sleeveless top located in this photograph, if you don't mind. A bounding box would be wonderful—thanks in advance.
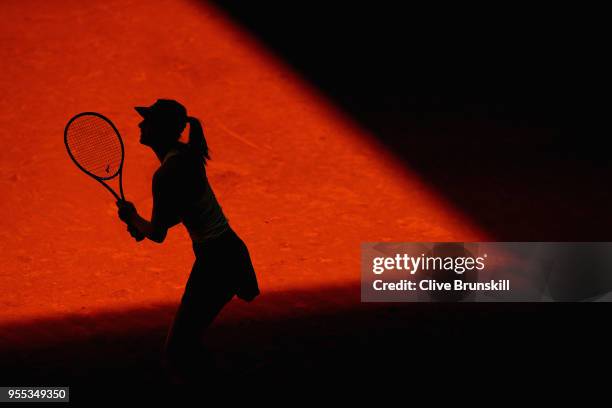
[162,147,229,243]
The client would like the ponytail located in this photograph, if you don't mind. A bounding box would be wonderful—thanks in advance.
[187,116,210,164]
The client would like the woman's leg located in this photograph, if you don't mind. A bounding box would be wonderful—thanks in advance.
[163,252,235,382]
[163,291,233,381]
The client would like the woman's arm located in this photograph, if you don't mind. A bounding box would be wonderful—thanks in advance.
[117,201,169,243]
[117,165,181,243]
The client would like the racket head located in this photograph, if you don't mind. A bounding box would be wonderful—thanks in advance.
[64,112,125,181]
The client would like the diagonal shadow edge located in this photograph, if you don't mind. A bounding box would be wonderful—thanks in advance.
[202,1,612,241]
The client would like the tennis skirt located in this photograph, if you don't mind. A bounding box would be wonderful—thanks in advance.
[182,227,260,307]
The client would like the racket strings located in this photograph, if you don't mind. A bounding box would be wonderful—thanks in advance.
[66,116,123,179]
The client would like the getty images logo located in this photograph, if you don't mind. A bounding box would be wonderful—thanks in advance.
[365,243,493,302]
[372,243,487,275]
[372,250,487,275]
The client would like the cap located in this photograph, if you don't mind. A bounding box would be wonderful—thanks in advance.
[135,99,187,123]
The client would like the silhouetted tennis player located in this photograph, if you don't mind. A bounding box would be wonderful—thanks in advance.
[116,99,260,382]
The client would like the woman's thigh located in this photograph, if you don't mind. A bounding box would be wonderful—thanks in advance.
[165,254,236,351]
[164,287,234,359]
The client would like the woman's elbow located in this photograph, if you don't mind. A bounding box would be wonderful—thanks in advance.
[149,228,168,243]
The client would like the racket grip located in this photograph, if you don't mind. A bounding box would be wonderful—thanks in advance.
[117,199,145,241]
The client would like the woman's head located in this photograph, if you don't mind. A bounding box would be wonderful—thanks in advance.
[136,99,187,147]
[135,99,210,164]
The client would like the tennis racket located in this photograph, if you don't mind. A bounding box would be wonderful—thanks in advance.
[64,112,145,241]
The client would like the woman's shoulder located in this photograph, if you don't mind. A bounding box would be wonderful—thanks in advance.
[155,146,203,183]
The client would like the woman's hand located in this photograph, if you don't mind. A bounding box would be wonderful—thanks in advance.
[127,222,144,241]
[116,200,138,223]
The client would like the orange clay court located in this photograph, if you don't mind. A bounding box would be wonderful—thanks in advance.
[0,0,485,327]
[23,0,612,388]
[2,0,612,388]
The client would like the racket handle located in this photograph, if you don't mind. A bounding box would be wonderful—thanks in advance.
[117,199,145,242]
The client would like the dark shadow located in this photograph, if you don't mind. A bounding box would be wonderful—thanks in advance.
[1,285,609,394]
[205,1,611,240]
